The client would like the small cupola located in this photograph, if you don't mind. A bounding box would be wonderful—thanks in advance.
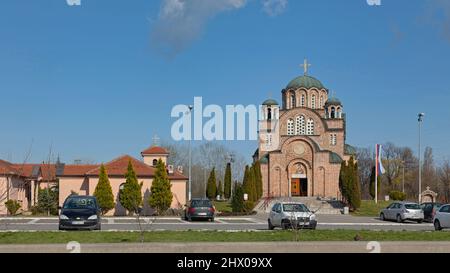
[262,98,279,121]
[141,146,169,167]
[325,96,343,119]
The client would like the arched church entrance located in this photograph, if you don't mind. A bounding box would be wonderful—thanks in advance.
[291,163,308,197]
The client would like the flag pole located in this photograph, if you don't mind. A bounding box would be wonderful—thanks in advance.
[375,144,378,204]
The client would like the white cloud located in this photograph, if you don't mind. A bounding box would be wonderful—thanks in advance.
[151,0,248,57]
[262,0,288,17]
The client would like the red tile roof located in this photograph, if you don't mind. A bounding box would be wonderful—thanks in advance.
[61,164,99,177]
[141,146,169,155]
[0,159,20,176]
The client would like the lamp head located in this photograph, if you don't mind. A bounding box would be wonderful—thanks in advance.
[418,113,425,122]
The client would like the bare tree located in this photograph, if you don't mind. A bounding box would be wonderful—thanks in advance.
[438,160,450,203]
[356,147,373,200]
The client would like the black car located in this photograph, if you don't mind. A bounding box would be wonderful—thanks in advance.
[59,195,102,230]
[420,202,443,222]
[184,198,215,222]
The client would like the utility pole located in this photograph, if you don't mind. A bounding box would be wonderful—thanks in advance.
[418,113,425,203]
[188,105,194,202]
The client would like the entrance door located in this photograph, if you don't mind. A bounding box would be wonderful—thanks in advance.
[300,178,308,197]
[291,179,301,196]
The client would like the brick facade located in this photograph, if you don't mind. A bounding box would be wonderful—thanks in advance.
[257,74,354,199]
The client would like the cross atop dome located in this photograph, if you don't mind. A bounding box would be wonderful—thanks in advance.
[152,134,161,147]
[300,59,312,75]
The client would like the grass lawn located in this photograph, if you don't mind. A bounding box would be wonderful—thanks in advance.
[1,230,450,244]
[351,200,393,217]
[213,201,232,213]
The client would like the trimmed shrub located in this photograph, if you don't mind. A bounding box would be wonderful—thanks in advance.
[389,191,406,201]
[5,200,21,216]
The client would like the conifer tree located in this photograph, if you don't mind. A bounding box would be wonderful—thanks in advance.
[231,182,245,213]
[119,160,143,215]
[206,168,217,199]
[149,159,173,215]
[224,163,232,199]
[369,165,381,200]
[93,164,115,215]
[254,161,263,199]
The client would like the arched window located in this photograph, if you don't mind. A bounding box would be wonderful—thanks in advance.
[337,107,341,118]
[311,95,316,109]
[330,107,336,119]
[290,94,296,109]
[330,134,337,146]
[287,119,294,135]
[295,116,305,135]
[267,107,272,121]
[307,119,314,135]
[301,94,306,107]
[320,96,324,108]
[152,159,158,166]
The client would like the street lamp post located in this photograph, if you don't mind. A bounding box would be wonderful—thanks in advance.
[418,113,425,203]
[188,105,194,202]
[402,161,405,194]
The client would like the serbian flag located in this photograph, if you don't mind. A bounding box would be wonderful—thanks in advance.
[375,144,386,175]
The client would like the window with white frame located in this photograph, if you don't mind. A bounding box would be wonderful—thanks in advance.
[330,134,337,146]
[287,119,294,135]
[306,119,314,135]
[320,96,324,108]
[311,95,316,109]
[295,115,306,135]
[301,94,306,107]
[266,134,272,147]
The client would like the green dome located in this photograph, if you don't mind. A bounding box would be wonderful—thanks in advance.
[325,97,342,106]
[262,99,279,106]
[287,75,325,90]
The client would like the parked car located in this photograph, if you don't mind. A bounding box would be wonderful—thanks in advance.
[420,202,443,222]
[268,202,317,230]
[380,202,424,223]
[59,195,102,230]
[184,198,215,222]
[433,204,450,231]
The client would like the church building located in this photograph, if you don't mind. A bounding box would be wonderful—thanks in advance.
[255,60,356,199]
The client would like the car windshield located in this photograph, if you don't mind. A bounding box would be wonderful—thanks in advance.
[191,200,212,207]
[64,197,96,209]
[283,204,309,212]
[405,204,421,210]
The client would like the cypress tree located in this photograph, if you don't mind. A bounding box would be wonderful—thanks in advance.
[217,180,224,199]
[93,164,115,215]
[149,159,173,215]
[253,161,263,199]
[224,163,232,199]
[119,160,143,215]
[231,182,245,213]
[352,160,362,209]
[249,165,257,202]
[339,161,348,203]
[242,166,250,200]
[206,168,217,199]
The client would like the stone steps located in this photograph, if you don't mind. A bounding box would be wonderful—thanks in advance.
[256,197,344,215]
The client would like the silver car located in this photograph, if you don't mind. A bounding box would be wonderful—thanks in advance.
[380,202,424,223]
[268,202,317,230]
[433,204,450,231]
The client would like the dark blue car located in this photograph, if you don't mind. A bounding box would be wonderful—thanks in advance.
[59,195,102,231]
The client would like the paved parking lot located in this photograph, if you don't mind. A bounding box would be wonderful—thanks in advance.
[0,215,437,231]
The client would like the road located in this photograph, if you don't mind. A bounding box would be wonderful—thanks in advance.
[1,241,450,253]
[0,214,437,231]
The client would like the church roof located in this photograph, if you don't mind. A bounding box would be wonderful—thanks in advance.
[262,99,279,106]
[286,75,326,90]
[325,97,342,106]
[141,146,169,155]
[329,152,343,164]
[344,144,357,156]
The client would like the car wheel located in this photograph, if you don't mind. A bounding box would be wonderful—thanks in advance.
[380,213,385,221]
[268,219,275,230]
[434,220,442,231]
[396,214,403,223]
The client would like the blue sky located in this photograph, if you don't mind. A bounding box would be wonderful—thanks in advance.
[1,0,449,164]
